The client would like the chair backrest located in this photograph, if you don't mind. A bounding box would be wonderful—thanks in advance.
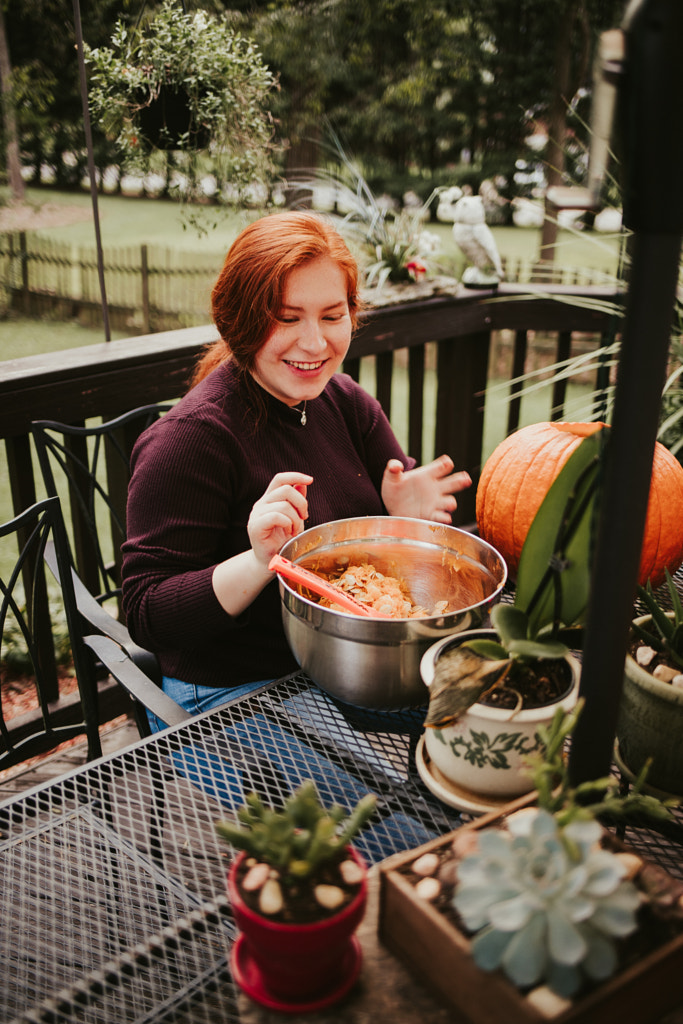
[31,404,172,608]
[0,496,102,770]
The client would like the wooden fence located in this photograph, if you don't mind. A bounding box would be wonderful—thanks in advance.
[0,233,220,332]
[0,232,618,334]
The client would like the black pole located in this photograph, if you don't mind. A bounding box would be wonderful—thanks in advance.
[569,0,683,784]
[73,0,111,342]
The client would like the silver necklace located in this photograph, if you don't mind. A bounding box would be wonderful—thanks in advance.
[298,400,307,426]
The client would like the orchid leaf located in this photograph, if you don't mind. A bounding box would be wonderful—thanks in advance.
[516,428,606,638]
[490,603,529,645]
[508,638,569,659]
[464,638,509,659]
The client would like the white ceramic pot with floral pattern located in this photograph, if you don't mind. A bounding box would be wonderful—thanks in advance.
[420,630,580,799]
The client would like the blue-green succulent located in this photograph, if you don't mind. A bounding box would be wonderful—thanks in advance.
[450,705,675,999]
[453,807,641,998]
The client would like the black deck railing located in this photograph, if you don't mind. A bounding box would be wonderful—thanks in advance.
[0,281,619,741]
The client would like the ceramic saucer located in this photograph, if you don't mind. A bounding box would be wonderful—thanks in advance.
[415,735,521,815]
[232,934,362,1013]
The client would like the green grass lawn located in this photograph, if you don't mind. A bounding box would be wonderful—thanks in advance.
[10,187,621,271]
[0,315,127,360]
[8,187,260,254]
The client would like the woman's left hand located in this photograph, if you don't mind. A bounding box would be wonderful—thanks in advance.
[381,455,471,524]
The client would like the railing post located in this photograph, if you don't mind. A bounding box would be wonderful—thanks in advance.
[407,345,425,462]
[551,331,572,419]
[507,330,528,434]
[375,351,393,420]
[434,330,491,527]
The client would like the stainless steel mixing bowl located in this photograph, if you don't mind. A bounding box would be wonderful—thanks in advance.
[276,516,507,709]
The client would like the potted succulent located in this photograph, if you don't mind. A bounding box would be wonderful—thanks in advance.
[418,426,602,803]
[85,0,275,208]
[616,571,683,797]
[379,705,683,1024]
[216,781,376,1012]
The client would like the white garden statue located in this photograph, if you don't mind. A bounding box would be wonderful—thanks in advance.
[435,186,464,222]
[452,195,504,287]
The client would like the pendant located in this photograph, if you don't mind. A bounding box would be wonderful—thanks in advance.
[300,404,307,426]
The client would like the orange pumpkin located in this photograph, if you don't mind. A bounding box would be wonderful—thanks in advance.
[476,421,683,589]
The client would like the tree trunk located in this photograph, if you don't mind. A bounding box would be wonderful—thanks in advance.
[0,5,25,204]
[284,122,320,207]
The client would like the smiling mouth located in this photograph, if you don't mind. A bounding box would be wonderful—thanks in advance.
[285,360,325,371]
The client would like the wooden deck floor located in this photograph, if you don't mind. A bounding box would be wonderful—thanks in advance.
[0,716,142,802]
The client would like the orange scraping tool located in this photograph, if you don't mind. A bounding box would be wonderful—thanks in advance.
[269,553,383,617]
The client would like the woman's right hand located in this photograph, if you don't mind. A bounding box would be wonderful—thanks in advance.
[247,472,313,569]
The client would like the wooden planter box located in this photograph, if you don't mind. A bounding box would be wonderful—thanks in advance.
[378,799,683,1024]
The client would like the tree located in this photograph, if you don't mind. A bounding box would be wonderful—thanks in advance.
[238,0,623,198]
[0,2,24,202]
[3,0,130,188]
[1,0,627,219]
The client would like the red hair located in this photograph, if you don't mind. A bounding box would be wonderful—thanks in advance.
[190,211,362,388]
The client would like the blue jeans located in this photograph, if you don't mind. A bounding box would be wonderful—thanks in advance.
[147,676,274,733]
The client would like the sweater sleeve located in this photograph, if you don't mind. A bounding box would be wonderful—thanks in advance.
[122,413,240,651]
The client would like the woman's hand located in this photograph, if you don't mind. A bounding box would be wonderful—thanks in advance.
[381,455,471,524]
[212,472,313,617]
[247,471,313,569]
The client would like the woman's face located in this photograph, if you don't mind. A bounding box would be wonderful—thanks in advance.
[252,257,352,407]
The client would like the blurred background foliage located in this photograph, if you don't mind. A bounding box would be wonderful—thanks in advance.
[1,0,625,211]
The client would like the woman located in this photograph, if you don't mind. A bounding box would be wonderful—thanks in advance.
[122,211,471,729]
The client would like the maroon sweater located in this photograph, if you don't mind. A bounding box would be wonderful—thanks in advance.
[121,362,414,688]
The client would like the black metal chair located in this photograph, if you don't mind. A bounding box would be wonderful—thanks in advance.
[32,404,171,737]
[31,403,172,607]
[0,496,102,770]
[83,634,190,731]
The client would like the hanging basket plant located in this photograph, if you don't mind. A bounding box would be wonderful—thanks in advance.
[136,84,211,152]
[85,0,276,205]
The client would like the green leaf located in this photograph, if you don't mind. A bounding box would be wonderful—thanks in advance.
[670,622,683,651]
[464,638,509,659]
[508,638,569,659]
[647,598,675,641]
[516,428,606,638]
[631,621,663,650]
[491,603,529,646]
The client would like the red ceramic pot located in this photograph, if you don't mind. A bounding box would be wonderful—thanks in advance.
[227,847,368,1012]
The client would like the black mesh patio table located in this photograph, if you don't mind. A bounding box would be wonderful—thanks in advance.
[1,670,681,1024]
[0,671,467,1023]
